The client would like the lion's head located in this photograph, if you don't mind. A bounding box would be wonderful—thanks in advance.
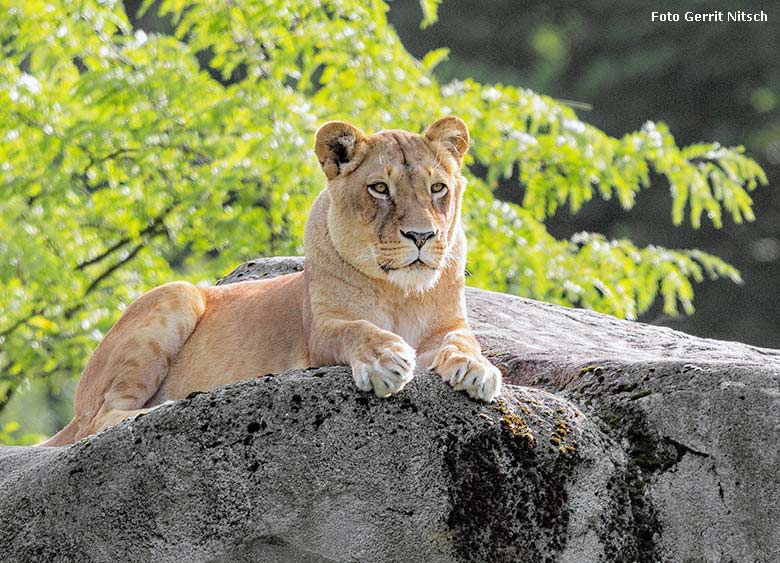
[314,116,470,293]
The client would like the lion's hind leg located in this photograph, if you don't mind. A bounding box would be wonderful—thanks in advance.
[41,282,206,446]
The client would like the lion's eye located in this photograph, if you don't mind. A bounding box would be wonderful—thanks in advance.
[431,182,448,198]
[368,182,390,199]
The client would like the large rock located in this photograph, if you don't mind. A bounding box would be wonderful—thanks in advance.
[1,257,778,563]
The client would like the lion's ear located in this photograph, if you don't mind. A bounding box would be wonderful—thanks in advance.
[315,121,368,180]
[424,116,470,166]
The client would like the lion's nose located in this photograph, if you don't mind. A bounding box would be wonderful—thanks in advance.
[401,229,436,249]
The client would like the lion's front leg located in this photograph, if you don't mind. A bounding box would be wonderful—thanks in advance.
[309,318,416,398]
[419,322,502,402]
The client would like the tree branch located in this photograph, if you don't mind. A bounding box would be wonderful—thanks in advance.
[82,241,146,297]
[65,225,168,319]
[0,307,45,338]
[75,202,176,271]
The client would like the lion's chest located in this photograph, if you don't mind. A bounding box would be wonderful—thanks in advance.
[388,307,431,349]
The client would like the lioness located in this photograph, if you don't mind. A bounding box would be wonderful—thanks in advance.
[43,116,502,446]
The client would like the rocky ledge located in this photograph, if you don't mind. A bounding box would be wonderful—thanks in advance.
[1,257,778,563]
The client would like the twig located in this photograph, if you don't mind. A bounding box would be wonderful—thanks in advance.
[0,307,44,338]
[75,202,176,270]
[82,240,146,297]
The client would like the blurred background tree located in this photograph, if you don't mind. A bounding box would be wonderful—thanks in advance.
[0,0,771,443]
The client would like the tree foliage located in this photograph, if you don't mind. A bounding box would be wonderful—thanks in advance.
[0,0,767,436]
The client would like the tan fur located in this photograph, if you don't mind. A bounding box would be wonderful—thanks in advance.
[42,116,501,446]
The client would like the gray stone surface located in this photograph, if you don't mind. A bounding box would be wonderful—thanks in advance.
[466,286,780,563]
[0,256,778,563]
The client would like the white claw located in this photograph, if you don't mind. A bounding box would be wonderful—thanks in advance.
[352,362,372,392]
[351,338,416,398]
[436,354,502,402]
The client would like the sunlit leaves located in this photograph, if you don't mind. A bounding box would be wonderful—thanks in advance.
[461,178,743,320]
[419,0,443,28]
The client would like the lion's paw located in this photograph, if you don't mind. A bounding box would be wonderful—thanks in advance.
[351,338,416,398]
[431,348,502,402]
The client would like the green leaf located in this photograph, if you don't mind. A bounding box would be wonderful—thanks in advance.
[419,0,443,28]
